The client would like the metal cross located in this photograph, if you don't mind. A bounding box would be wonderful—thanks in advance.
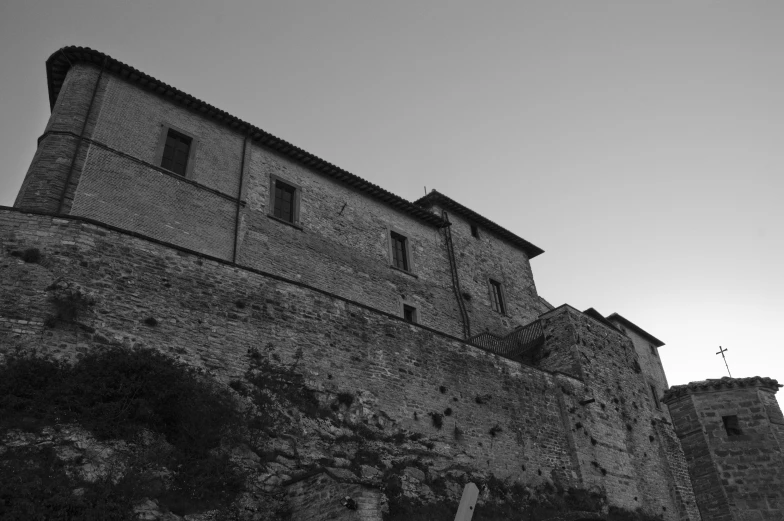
[716,346,732,377]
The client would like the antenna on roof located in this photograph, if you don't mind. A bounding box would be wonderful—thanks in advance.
[424,186,427,195]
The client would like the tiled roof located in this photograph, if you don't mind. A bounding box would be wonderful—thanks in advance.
[605,313,664,347]
[414,190,544,258]
[663,376,781,403]
[45,46,446,227]
[582,308,621,332]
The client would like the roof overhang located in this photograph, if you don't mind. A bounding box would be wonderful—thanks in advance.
[415,190,544,259]
[605,313,664,347]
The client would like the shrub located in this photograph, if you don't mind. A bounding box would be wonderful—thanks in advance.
[0,347,246,515]
[429,412,443,429]
[337,392,354,408]
[46,279,96,323]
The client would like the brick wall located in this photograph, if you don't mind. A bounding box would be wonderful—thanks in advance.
[15,64,548,340]
[432,205,545,335]
[238,142,462,337]
[665,383,784,521]
[0,209,701,519]
[15,65,104,213]
[540,306,702,520]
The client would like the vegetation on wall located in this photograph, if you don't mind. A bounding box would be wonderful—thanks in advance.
[0,347,246,519]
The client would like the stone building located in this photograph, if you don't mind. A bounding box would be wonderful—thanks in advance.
[0,46,779,520]
[664,377,784,521]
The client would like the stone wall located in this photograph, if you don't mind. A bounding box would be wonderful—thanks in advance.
[0,208,700,520]
[664,380,784,521]
[285,471,382,521]
[617,325,670,413]
[538,306,702,521]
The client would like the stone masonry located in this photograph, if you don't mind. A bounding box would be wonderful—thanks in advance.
[3,45,777,519]
[664,378,784,521]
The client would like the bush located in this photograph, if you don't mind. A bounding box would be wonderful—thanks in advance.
[337,392,354,408]
[0,347,246,515]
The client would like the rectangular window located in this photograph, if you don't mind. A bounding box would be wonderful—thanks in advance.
[723,415,742,436]
[273,180,297,223]
[390,232,409,271]
[403,304,418,323]
[650,385,661,409]
[161,129,192,176]
[470,223,479,238]
[489,279,505,314]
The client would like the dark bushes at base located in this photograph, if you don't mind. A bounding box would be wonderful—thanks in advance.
[0,347,246,518]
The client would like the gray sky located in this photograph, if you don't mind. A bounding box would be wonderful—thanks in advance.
[1,0,782,388]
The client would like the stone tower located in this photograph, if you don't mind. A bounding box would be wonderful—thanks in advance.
[663,376,784,521]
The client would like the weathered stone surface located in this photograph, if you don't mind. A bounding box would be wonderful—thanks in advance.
[665,378,784,521]
[0,210,702,519]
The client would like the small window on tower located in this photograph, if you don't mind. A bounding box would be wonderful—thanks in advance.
[273,180,297,223]
[470,223,479,238]
[403,304,418,323]
[161,129,192,176]
[489,279,506,315]
[723,415,743,436]
[390,231,410,271]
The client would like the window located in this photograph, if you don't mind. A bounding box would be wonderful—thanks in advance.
[723,415,742,436]
[650,385,661,409]
[470,223,479,238]
[155,124,197,178]
[489,279,506,314]
[161,128,192,176]
[273,180,297,222]
[649,343,658,358]
[390,231,410,271]
[267,175,302,227]
[403,304,418,323]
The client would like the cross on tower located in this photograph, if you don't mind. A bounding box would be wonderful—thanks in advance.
[716,346,732,377]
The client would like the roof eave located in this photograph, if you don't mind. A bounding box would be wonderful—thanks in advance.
[606,313,665,347]
[415,190,544,259]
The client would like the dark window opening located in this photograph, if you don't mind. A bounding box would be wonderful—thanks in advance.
[489,279,505,314]
[273,180,297,223]
[391,232,409,271]
[723,415,743,436]
[470,223,479,238]
[403,304,417,323]
[649,343,658,357]
[161,129,192,176]
[650,385,661,409]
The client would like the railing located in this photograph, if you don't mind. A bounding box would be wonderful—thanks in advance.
[469,320,544,362]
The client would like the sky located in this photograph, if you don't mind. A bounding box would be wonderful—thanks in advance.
[1,1,782,389]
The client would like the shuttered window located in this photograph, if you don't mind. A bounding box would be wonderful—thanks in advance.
[161,129,192,176]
